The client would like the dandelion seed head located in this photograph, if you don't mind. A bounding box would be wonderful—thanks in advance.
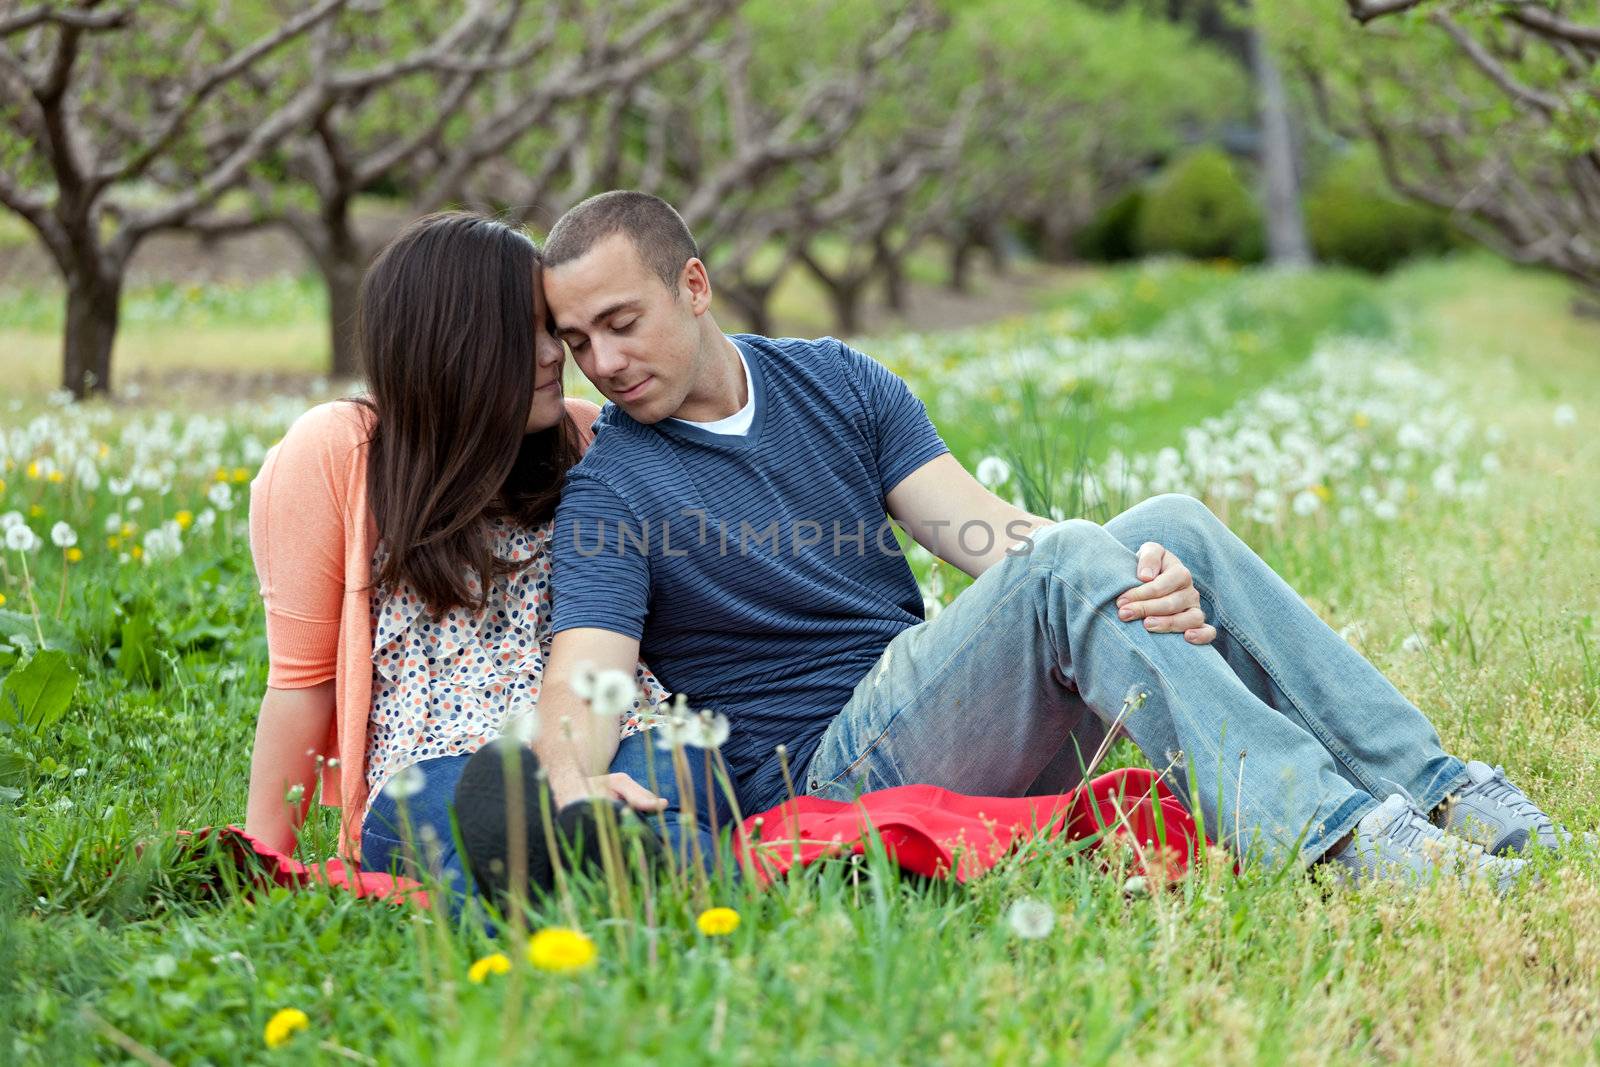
[1006,898,1056,940]
[976,456,1012,488]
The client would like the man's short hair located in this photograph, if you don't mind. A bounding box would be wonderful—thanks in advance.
[542,190,701,293]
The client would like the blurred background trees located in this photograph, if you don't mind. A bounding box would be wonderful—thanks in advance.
[3,0,1580,397]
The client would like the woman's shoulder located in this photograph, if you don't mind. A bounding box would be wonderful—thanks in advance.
[565,397,602,451]
[268,399,375,471]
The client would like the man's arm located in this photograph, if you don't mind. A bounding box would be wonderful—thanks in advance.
[536,626,667,812]
[885,453,1217,643]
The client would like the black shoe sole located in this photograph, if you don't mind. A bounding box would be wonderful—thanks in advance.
[454,740,664,908]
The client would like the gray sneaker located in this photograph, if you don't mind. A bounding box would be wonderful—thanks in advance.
[1435,760,1597,855]
[1326,793,1527,894]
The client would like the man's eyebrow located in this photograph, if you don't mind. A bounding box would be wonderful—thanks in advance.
[556,300,640,334]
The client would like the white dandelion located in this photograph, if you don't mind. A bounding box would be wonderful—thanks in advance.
[586,668,638,718]
[5,524,38,553]
[1553,404,1576,427]
[1005,898,1056,940]
[50,522,76,549]
[502,713,540,746]
[1401,632,1426,654]
[384,764,427,800]
[1291,489,1321,517]
[975,456,1012,489]
[683,710,731,750]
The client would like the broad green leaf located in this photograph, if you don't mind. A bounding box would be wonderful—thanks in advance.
[0,649,79,735]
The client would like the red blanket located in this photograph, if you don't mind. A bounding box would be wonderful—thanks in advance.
[185,768,1205,905]
[736,768,1202,884]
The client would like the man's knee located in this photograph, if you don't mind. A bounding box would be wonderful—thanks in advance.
[1025,520,1134,597]
[1136,493,1216,530]
[1115,493,1222,554]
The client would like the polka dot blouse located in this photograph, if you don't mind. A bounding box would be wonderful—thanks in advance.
[365,516,668,810]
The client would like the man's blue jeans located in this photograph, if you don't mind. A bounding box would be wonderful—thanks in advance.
[801,493,1470,868]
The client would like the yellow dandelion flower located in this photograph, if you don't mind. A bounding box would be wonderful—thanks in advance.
[468,952,512,984]
[527,927,596,973]
[1352,412,1371,429]
[119,522,133,537]
[97,443,109,459]
[130,545,143,560]
[66,547,83,563]
[214,468,229,482]
[175,510,194,530]
[233,466,251,483]
[696,906,741,936]
[106,536,121,551]
[47,470,63,483]
[28,504,43,518]
[1311,484,1331,502]
[25,462,39,479]
[0,478,6,494]
[0,593,6,607]
[262,1007,309,1049]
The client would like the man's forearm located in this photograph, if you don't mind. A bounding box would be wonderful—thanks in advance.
[911,507,1053,580]
[531,674,621,803]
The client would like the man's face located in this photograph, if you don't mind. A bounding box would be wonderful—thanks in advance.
[543,233,701,423]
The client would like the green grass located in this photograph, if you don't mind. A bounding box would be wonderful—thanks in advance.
[2,253,1599,1064]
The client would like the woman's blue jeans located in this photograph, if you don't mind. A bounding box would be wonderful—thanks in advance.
[801,493,1469,868]
[361,730,730,919]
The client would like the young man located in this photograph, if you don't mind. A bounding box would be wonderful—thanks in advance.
[491,190,1585,893]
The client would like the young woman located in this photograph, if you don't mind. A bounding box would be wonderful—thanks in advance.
[242,212,667,906]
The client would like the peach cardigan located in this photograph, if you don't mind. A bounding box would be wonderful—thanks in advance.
[248,396,601,858]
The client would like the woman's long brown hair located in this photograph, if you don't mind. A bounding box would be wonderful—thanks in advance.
[356,211,579,615]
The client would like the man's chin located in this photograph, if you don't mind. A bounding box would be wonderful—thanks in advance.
[618,400,668,424]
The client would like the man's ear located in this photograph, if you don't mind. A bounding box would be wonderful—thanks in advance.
[680,257,713,316]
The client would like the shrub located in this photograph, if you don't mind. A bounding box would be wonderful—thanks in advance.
[1136,147,1264,262]
[1305,149,1455,273]
[1074,187,1146,263]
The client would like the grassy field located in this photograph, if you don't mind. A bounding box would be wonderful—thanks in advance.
[1,254,1598,1064]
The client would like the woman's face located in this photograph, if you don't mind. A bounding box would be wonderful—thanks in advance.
[526,269,567,432]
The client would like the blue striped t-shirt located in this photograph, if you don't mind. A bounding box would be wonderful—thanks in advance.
[550,334,949,810]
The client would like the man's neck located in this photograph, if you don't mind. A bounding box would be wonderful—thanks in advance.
[674,326,746,422]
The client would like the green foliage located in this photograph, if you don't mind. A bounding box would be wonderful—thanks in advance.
[0,650,78,738]
[1136,147,1264,263]
[1305,149,1455,274]
[1074,188,1146,263]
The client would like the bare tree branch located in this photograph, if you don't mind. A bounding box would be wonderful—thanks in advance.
[1430,11,1562,116]
[1345,0,1426,24]
[0,3,130,36]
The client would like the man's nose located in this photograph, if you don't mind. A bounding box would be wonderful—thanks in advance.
[590,339,628,378]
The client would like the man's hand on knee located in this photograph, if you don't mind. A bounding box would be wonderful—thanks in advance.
[1117,542,1217,645]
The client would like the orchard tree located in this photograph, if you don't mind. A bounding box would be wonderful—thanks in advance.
[479,0,942,335]
[191,0,738,376]
[0,0,514,397]
[1260,0,1600,300]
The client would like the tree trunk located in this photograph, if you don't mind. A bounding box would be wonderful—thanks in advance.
[324,252,364,379]
[1252,27,1312,267]
[304,198,371,380]
[61,266,122,399]
[796,245,864,335]
[980,218,1009,276]
[874,235,908,313]
[719,281,775,337]
[823,279,862,335]
[1037,210,1076,263]
[948,235,977,293]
